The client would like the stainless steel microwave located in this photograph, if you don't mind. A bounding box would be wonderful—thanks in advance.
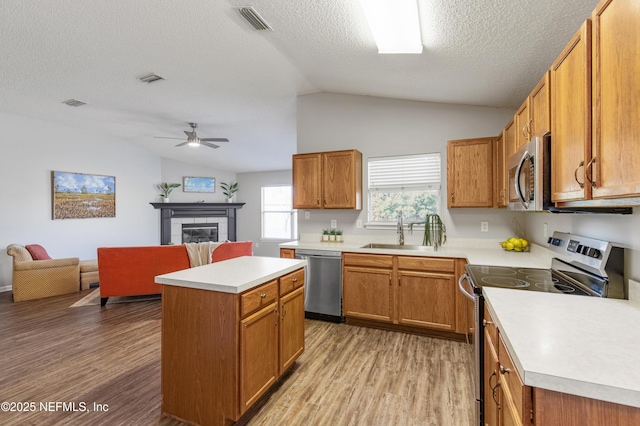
[507,133,551,211]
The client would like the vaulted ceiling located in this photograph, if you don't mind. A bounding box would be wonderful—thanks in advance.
[0,0,599,172]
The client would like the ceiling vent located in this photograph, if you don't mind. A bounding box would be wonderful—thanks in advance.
[239,7,273,31]
[62,99,87,107]
[138,73,165,84]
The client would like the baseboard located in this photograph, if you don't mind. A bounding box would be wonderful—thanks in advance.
[0,285,12,293]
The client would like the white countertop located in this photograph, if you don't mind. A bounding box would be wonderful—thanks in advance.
[155,256,307,294]
[484,284,640,408]
[280,238,553,269]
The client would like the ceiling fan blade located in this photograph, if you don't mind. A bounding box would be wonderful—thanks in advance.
[200,138,229,142]
[184,130,196,138]
[155,136,186,140]
[200,141,220,149]
[175,141,189,147]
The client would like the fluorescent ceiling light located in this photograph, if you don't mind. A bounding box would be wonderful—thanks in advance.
[359,0,423,54]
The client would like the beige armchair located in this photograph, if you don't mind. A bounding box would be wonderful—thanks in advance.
[6,244,80,302]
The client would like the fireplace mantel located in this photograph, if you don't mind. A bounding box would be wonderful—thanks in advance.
[150,202,245,245]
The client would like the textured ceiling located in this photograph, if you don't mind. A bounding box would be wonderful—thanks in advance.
[0,0,599,172]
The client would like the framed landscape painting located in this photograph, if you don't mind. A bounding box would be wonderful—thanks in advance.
[183,176,216,193]
[52,171,116,219]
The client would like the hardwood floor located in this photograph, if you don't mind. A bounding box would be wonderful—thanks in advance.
[0,290,474,426]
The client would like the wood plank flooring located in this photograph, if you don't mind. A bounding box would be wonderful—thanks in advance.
[0,290,474,426]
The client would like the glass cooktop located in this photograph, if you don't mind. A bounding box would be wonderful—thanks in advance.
[465,264,594,297]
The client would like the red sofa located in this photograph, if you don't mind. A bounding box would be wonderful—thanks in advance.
[97,241,253,306]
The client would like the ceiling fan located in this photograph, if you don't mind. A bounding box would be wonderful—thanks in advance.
[154,122,229,149]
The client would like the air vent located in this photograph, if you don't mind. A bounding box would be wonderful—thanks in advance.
[62,99,87,107]
[239,6,273,31]
[138,73,165,84]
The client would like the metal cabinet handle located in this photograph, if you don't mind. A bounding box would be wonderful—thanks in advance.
[292,278,297,283]
[282,305,287,320]
[499,364,511,375]
[451,193,455,203]
[260,293,267,298]
[489,371,501,408]
[574,161,585,189]
[483,319,493,327]
[585,157,596,188]
[499,188,506,202]
[316,197,320,205]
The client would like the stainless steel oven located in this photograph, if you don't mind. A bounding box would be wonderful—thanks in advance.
[458,231,625,426]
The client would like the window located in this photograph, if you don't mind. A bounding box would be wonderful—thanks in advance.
[261,185,297,240]
[368,153,441,224]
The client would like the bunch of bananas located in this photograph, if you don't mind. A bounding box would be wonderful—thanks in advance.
[500,237,529,252]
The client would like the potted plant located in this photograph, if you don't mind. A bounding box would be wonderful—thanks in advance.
[220,181,238,202]
[408,213,447,250]
[329,229,336,241]
[322,229,330,242]
[158,182,181,203]
[335,229,343,242]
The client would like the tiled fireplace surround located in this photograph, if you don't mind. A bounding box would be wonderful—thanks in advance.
[150,203,245,246]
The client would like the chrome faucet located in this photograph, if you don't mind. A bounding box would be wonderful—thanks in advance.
[397,212,404,245]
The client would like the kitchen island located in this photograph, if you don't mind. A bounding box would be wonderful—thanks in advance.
[155,256,307,426]
[484,282,640,424]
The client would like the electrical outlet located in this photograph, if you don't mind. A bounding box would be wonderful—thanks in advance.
[481,221,489,232]
[304,211,310,220]
[331,219,337,229]
[544,223,548,239]
[356,219,363,228]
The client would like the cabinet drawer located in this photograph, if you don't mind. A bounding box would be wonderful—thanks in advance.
[280,268,304,296]
[397,256,455,272]
[343,253,393,268]
[241,280,279,318]
[484,304,498,355]
[280,248,295,259]
[499,334,527,419]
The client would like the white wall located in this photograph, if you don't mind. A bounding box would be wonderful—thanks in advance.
[0,112,161,291]
[296,92,518,242]
[524,211,640,282]
[236,170,292,257]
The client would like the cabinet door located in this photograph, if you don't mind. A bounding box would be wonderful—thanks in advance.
[279,286,304,373]
[240,302,279,413]
[530,71,551,138]
[592,0,640,199]
[494,132,507,207]
[504,119,517,162]
[447,138,494,208]
[397,271,455,331]
[551,20,592,202]
[484,329,500,426]
[515,99,531,150]
[292,153,322,209]
[322,150,362,209]
[280,248,295,259]
[343,266,392,322]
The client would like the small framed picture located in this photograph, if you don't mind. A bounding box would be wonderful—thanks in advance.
[183,177,216,193]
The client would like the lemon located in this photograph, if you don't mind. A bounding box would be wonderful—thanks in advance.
[520,239,529,248]
[513,246,523,252]
[508,237,518,244]
[505,242,515,251]
[501,241,508,248]
[512,239,523,248]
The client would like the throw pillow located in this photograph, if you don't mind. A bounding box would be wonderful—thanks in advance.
[26,244,52,260]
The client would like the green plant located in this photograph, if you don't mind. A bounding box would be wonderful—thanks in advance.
[408,214,447,250]
[335,229,343,236]
[220,182,238,199]
[323,229,330,235]
[158,182,181,198]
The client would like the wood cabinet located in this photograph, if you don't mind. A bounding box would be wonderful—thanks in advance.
[591,0,640,199]
[484,327,500,425]
[161,268,305,425]
[504,119,517,163]
[515,98,531,150]
[280,248,295,259]
[551,20,592,203]
[343,253,461,336]
[494,131,507,207]
[447,137,495,208]
[292,149,362,210]
[530,71,551,138]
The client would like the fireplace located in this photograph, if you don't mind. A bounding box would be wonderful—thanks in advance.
[182,223,218,244]
[150,202,245,245]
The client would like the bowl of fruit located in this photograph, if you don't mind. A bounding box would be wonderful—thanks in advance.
[500,237,530,252]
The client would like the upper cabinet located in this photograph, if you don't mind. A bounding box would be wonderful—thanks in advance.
[494,131,507,208]
[447,137,495,208]
[530,71,551,138]
[292,149,362,210]
[591,0,640,199]
[514,98,531,151]
[551,21,592,203]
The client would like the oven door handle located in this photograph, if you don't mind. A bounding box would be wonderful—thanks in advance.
[514,150,531,209]
[458,273,475,302]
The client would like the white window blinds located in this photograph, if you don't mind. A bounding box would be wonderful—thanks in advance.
[368,153,441,190]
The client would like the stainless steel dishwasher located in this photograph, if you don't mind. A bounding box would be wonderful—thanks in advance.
[295,249,343,322]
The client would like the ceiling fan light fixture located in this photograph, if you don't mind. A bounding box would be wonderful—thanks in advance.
[188,138,200,147]
[359,0,423,54]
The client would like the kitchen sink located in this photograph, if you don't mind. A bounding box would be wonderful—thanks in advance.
[360,243,433,251]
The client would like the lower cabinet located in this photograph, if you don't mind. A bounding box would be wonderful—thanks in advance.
[161,268,305,426]
[343,253,460,335]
